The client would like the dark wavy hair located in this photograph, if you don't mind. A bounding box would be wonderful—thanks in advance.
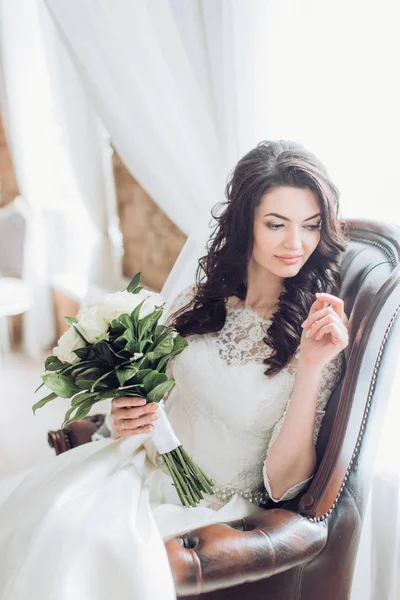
[169,140,347,376]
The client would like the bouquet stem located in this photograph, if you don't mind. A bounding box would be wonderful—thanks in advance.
[161,446,214,508]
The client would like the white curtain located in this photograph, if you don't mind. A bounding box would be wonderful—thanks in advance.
[14,0,400,596]
[0,0,121,355]
[39,7,122,292]
[44,0,271,308]
[0,0,58,355]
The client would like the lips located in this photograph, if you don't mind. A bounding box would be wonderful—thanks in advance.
[276,255,303,259]
[275,255,303,264]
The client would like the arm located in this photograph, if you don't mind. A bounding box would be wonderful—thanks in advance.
[264,358,322,500]
[264,293,348,502]
[264,353,344,501]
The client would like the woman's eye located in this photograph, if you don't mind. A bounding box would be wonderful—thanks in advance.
[305,223,322,230]
[266,223,284,230]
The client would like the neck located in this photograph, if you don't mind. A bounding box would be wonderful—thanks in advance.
[244,258,284,310]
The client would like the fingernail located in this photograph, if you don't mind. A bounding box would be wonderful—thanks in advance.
[305,330,311,338]
[151,413,159,420]
[139,399,146,405]
[316,293,321,297]
[301,321,307,328]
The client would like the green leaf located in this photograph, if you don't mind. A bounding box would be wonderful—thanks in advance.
[94,389,123,401]
[137,356,150,370]
[122,329,134,343]
[74,347,90,360]
[152,334,175,360]
[118,314,134,331]
[32,392,57,415]
[131,299,147,327]
[75,367,102,381]
[71,391,97,407]
[114,389,145,399]
[71,405,92,422]
[136,368,153,382]
[138,307,164,340]
[126,339,142,355]
[126,272,142,293]
[131,286,144,295]
[44,356,65,372]
[74,367,104,390]
[142,371,168,394]
[69,362,97,377]
[34,381,45,394]
[116,365,139,386]
[109,319,125,334]
[63,394,101,426]
[172,335,188,354]
[42,374,80,398]
[62,405,79,427]
[155,336,188,373]
[147,380,176,403]
[64,316,78,326]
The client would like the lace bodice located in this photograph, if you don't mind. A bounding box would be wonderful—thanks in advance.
[162,285,344,504]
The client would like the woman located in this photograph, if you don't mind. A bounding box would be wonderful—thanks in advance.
[0,140,348,600]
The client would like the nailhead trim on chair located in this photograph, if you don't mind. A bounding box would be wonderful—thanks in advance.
[63,430,71,450]
[307,303,400,523]
[350,235,397,267]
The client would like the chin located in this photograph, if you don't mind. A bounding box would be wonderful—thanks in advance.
[273,263,304,278]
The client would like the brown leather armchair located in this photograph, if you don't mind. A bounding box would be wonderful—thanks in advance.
[48,219,400,599]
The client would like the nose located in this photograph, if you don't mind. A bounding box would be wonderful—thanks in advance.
[282,226,303,251]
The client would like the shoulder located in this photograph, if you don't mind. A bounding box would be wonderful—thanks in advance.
[164,284,198,323]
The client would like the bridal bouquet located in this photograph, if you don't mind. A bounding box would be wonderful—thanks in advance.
[33,273,214,507]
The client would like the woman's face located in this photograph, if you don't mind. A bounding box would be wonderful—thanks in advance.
[251,185,322,278]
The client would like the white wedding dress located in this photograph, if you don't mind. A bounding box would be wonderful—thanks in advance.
[0,287,344,600]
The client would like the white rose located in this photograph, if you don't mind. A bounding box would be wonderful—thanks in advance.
[76,305,109,344]
[53,327,86,365]
[97,290,164,323]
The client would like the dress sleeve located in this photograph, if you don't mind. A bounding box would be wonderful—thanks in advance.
[263,351,345,502]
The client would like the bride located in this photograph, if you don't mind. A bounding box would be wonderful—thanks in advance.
[0,140,348,600]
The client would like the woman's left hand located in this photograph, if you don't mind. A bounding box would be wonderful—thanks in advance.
[299,292,349,370]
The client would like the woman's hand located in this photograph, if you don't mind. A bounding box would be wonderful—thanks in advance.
[111,397,159,438]
[299,292,349,371]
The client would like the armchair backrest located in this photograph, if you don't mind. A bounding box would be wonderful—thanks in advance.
[294,219,400,599]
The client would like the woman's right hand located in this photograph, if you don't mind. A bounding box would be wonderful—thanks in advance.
[111,397,159,438]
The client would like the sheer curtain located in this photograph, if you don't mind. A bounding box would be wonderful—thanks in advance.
[0,0,59,355]
[0,0,121,355]
[44,0,271,308]
[38,5,122,293]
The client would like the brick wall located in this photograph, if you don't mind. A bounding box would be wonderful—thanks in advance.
[114,150,186,292]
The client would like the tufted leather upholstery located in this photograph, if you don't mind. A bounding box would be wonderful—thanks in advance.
[48,219,400,599]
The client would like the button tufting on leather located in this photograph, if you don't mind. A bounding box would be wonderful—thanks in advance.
[181,535,199,550]
[301,494,315,508]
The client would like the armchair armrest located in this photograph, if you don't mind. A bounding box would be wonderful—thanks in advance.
[165,508,327,596]
[48,414,105,455]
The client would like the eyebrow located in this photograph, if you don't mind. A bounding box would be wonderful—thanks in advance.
[263,212,322,222]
